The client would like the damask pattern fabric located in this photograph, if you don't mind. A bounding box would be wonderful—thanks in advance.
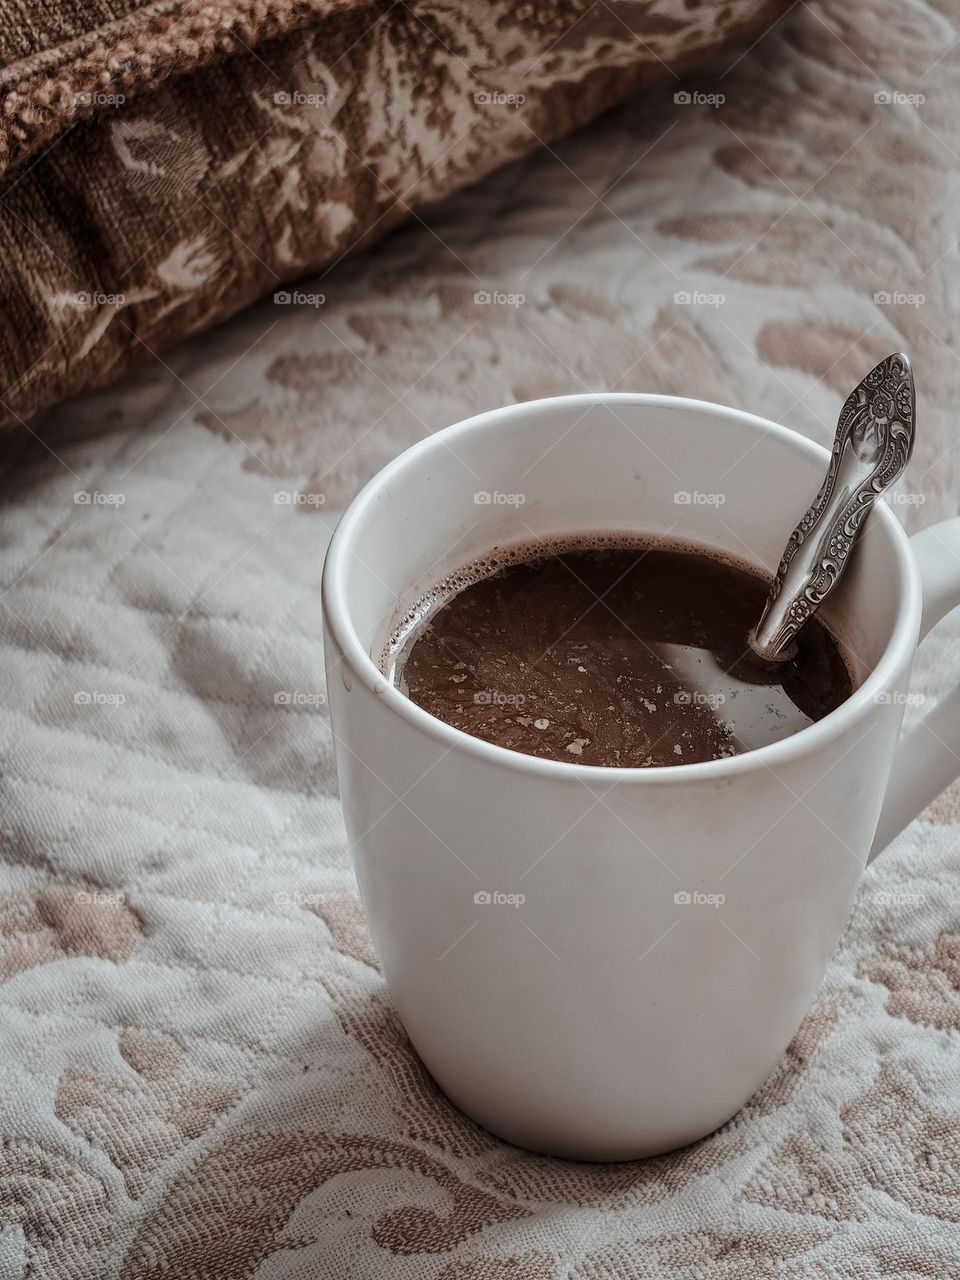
[0,0,959,1275]
[0,0,783,428]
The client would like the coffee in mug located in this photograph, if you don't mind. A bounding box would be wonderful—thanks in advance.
[385,536,854,767]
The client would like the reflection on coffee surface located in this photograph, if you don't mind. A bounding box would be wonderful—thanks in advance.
[385,537,855,767]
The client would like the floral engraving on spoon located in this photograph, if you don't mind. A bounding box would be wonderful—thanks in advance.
[749,353,916,662]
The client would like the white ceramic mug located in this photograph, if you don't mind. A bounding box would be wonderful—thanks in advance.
[322,394,960,1161]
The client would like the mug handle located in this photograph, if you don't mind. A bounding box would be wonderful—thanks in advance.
[869,517,960,861]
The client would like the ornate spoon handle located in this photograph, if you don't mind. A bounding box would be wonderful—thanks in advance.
[748,352,916,663]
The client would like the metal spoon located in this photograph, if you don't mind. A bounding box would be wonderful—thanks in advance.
[747,352,916,663]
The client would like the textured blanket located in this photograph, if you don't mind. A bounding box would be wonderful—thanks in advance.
[1,0,959,1275]
[0,0,783,428]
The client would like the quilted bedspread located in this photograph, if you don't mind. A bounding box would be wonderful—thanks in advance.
[1,0,959,1275]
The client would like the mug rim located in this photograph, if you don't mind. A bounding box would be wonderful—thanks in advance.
[322,393,923,785]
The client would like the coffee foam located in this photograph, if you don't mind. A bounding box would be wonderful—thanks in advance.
[380,531,769,680]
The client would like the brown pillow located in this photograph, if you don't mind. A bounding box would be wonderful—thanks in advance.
[0,0,788,428]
